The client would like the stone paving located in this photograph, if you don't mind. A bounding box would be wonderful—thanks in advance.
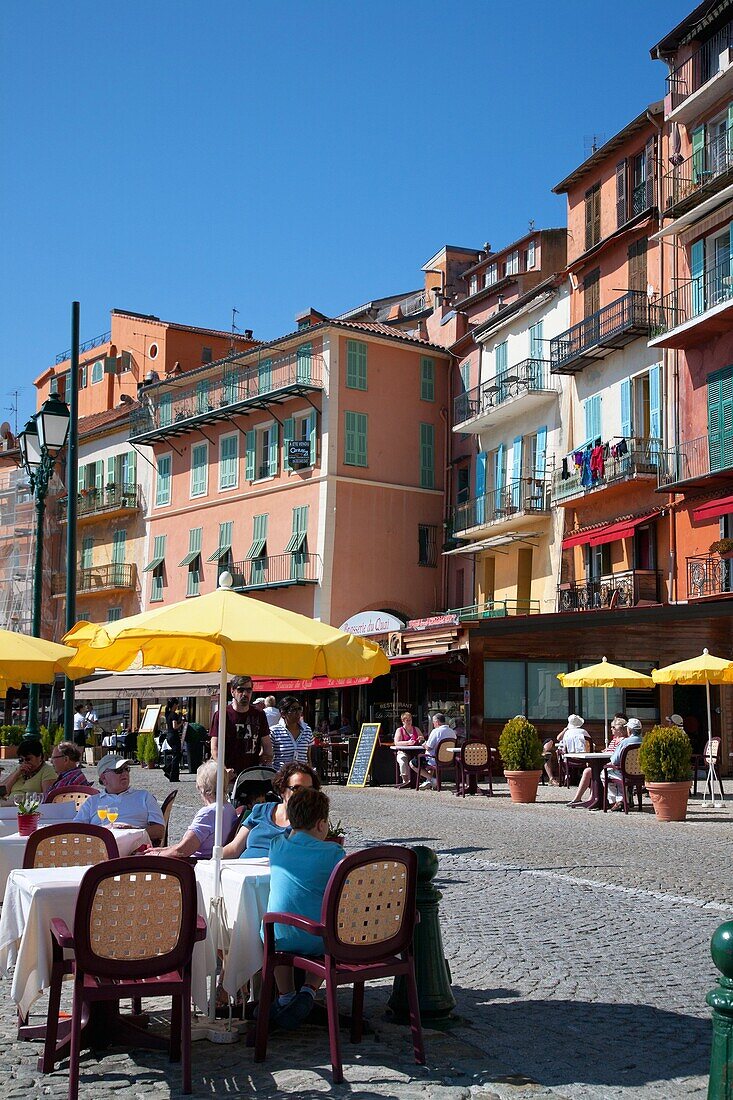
[2,763,730,1098]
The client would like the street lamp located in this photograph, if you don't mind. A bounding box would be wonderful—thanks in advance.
[17,392,71,734]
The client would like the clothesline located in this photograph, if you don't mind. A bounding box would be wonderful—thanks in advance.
[560,436,630,485]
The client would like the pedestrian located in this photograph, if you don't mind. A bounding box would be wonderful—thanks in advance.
[209,674,274,782]
[263,695,281,729]
[162,700,182,783]
[270,696,314,771]
[182,717,207,773]
[72,704,87,749]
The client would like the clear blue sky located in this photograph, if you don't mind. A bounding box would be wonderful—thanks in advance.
[1,0,688,430]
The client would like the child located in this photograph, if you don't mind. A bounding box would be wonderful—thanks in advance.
[264,787,345,1030]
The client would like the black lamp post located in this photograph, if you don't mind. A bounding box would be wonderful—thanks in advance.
[17,392,71,735]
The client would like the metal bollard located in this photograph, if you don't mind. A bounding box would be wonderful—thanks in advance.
[388,845,456,1023]
[707,920,733,1100]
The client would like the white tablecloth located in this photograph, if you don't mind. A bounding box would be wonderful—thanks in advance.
[0,803,76,839]
[192,859,271,1010]
[0,826,150,896]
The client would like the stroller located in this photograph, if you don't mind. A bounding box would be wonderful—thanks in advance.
[230,766,278,814]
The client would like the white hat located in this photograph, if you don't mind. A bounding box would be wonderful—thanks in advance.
[626,718,642,733]
[566,714,584,727]
[97,754,132,779]
[667,713,684,727]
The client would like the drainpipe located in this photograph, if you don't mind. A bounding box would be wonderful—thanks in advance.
[440,402,451,611]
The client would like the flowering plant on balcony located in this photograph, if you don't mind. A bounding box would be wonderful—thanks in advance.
[709,538,733,557]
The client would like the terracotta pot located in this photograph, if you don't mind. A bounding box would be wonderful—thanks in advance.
[504,769,542,804]
[17,813,40,836]
[646,781,691,822]
[326,835,345,845]
[0,746,18,760]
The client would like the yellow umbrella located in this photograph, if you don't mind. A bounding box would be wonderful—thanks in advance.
[557,657,654,744]
[0,628,81,684]
[652,649,733,807]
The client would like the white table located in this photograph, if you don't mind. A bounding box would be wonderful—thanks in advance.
[0,825,150,896]
[0,803,76,839]
[192,859,271,1011]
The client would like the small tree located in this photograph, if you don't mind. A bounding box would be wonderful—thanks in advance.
[638,724,692,783]
[499,716,543,771]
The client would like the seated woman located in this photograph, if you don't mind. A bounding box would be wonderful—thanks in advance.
[222,761,320,860]
[0,737,56,800]
[45,741,92,798]
[147,760,237,859]
[544,714,587,786]
[567,716,627,808]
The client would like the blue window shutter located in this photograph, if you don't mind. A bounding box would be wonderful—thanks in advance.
[534,426,547,480]
[620,379,632,437]
[529,321,543,359]
[649,364,661,441]
[495,342,507,374]
[284,417,294,467]
[511,436,522,508]
[475,451,487,525]
[584,399,593,443]
[309,413,317,465]
[494,444,505,512]
[245,430,255,480]
[268,423,279,477]
[691,239,705,315]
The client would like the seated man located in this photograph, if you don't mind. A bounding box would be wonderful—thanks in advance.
[46,741,93,798]
[410,712,455,790]
[74,753,164,843]
[604,717,643,810]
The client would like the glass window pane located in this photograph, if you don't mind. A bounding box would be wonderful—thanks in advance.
[580,685,623,721]
[527,662,569,721]
[484,661,525,720]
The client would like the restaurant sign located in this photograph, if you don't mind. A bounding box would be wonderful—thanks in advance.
[339,611,405,637]
[406,613,460,631]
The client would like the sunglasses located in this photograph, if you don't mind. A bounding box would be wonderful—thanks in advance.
[286,783,311,792]
[232,686,253,694]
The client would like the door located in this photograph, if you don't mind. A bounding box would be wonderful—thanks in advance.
[516,548,533,613]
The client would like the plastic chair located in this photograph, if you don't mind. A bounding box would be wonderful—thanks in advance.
[558,736,594,788]
[433,738,457,791]
[254,845,424,1084]
[158,789,178,847]
[602,743,645,813]
[42,857,206,1098]
[455,739,493,797]
[693,737,725,799]
[46,785,98,809]
[23,823,119,869]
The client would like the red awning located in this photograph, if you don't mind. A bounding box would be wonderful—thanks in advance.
[563,511,659,550]
[562,530,594,549]
[389,653,450,666]
[693,495,733,523]
[251,675,372,693]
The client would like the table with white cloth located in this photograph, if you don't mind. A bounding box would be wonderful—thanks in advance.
[192,858,271,1011]
[0,803,76,839]
[0,825,150,896]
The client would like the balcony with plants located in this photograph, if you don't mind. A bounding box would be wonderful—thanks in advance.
[552,438,662,505]
[452,477,550,537]
[650,256,733,349]
[52,563,137,597]
[665,19,733,123]
[59,482,141,524]
[550,292,650,374]
[557,569,662,611]
[662,128,733,219]
[453,359,558,433]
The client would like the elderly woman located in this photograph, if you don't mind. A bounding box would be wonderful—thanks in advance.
[148,760,237,859]
[567,716,627,808]
[269,696,314,771]
[393,711,424,788]
[0,737,56,800]
[45,741,92,799]
[543,714,588,786]
[222,761,320,859]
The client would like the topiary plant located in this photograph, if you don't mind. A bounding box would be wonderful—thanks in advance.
[499,716,543,771]
[638,724,692,783]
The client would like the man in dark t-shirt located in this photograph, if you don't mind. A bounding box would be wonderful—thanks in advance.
[209,674,273,777]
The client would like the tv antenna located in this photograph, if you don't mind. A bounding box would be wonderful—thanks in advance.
[7,390,20,436]
[231,307,240,352]
[584,133,605,158]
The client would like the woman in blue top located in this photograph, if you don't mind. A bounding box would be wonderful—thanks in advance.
[222,761,321,859]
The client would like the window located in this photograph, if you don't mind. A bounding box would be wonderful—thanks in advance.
[155,454,172,507]
[159,393,173,427]
[484,661,526,719]
[81,536,93,571]
[456,465,470,504]
[202,346,212,364]
[296,343,312,383]
[91,360,104,384]
[584,268,600,318]
[195,380,210,415]
[258,358,272,394]
[469,274,479,295]
[419,423,435,489]
[485,263,497,286]
[459,361,470,392]
[529,320,544,361]
[420,357,435,401]
[584,395,602,444]
[528,661,569,720]
[418,524,438,567]
[628,238,648,293]
[207,520,234,570]
[615,159,628,226]
[107,607,122,623]
[707,365,733,472]
[181,528,203,597]
[346,340,368,390]
[632,153,646,216]
[524,240,536,269]
[584,183,601,250]
[223,370,239,404]
[112,531,126,586]
[190,442,208,497]
[344,411,367,466]
[79,365,87,389]
[246,514,268,585]
[146,534,167,601]
[505,250,519,276]
[495,341,508,375]
[256,423,279,479]
[219,433,238,490]
[149,342,159,360]
[285,505,309,579]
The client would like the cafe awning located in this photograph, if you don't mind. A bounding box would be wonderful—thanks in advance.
[74,670,374,700]
[692,495,733,522]
[562,511,659,550]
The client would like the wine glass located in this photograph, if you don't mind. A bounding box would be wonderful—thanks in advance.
[106,805,119,825]
[97,807,108,823]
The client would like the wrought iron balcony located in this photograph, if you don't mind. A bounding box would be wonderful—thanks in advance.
[452,477,550,536]
[557,569,662,612]
[666,19,733,112]
[446,598,540,620]
[657,435,733,491]
[130,349,324,443]
[550,292,650,374]
[552,438,662,505]
[453,359,557,430]
[52,563,137,596]
[649,257,733,348]
[687,555,733,599]
[228,552,320,591]
[59,483,141,522]
[662,129,733,218]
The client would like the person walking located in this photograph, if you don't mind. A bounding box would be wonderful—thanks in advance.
[209,674,273,782]
[270,696,314,771]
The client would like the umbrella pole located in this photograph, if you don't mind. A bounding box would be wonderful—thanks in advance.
[703,679,722,807]
[209,647,229,1023]
[604,689,608,748]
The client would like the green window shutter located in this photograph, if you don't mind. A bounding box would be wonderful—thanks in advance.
[692,125,706,183]
[196,380,210,414]
[159,393,172,427]
[284,417,294,468]
[81,536,93,571]
[584,396,602,443]
[112,531,126,573]
[420,357,435,401]
[529,321,544,360]
[151,571,163,601]
[144,533,167,572]
[649,364,662,441]
[245,430,255,480]
[258,358,272,394]
[346,340,367,389]
[344,411,367,466]
[246,513,269,561]
[77,463,85,494]
[220,435,238,489]
[285,505,309,552]
[155,455,171,506]
[94,461,104,493]
[267,422,279,477]
[615,159,627,226]
[191,443,208,496]
[691,238,705,315]
[106,456,115,488]
[296,343,312,383]
[125,449,136,489]
[708,368,733,471]
[309,413,317,465]
[420,423,435,489]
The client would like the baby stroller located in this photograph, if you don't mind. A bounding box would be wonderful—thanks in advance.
[230,766,278,814]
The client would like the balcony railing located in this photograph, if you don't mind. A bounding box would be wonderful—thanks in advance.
[129,350,324,442]
[557,570,662,612]
[60,483,141,520]
[453,477,550,535]
[550,292,650,374]
[52,563,137,596]
[666,19,733,110]
[650,257,733,342]
[454,359,556,427]
[446,598,540,620]
[662,129,733,217]
[687,555,733,599]
[552,438,662,504]
[228,552,320,590]
[657,434,733,489]
[55,330,111,365]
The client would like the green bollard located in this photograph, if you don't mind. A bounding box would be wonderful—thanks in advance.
[388,845,456,1024]
[707,920,733,1100]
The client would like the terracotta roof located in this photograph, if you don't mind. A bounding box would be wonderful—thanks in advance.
[566,507,665,539]
[553,103,664,194]
[77,404,139,439]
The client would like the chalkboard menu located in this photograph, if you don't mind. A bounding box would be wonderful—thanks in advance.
[346,722,382,788]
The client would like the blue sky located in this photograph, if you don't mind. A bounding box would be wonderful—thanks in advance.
[1,0,688,429]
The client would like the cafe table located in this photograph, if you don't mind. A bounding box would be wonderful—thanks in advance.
[0,824,149,896]
[0,803,76,839]
[192,858,271,1012]
[389,743,425,788]
[563,751,612,809]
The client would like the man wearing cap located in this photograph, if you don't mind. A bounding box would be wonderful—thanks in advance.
[210,674,273,777]
[667,713,685,731]
[74,755,165,842]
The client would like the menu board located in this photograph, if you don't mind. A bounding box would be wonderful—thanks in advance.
[346,722,381,788]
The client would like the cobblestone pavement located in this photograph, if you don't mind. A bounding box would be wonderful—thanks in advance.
[2,764,730,1098]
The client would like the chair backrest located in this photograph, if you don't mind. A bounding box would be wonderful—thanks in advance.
[159,789,178,846]
[620,743,643,780]
[705,737,722,764]
[322,845,417,964]
[461,739,489,768]
[23,823,119,869]
[46,785,98,809]
[72,856,198,980]
[436,739,456,764]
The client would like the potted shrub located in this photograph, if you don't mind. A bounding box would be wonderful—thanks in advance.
[16,792,42,836]
[498,717,544,803]
[326,818,345,846]
[0,725,26,760]
[142,733,158,769]
[709,538,733,559]
[638,724,692,822]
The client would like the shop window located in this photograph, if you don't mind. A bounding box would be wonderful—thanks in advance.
[484,660,525,720]
[527,662,568,720]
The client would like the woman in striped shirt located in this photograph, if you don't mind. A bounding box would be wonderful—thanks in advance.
[270,697,314,771]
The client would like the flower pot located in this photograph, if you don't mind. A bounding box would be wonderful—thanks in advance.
[326,835,345,845]
[0,746,18,760]
[17,813,40,836]
[645,781,691,822]
[504,769,542,804]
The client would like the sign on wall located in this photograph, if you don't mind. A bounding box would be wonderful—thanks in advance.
[339,611,405,637]
[287,440,311,468]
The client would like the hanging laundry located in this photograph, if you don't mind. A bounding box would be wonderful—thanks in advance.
[573,450,584,467]
[581,449,593,488]
[590,444,605,480]
[561,457,570,480]
[615,437,628,457]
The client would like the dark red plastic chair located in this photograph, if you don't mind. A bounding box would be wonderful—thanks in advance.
[455,739,493,797]
[23,822,119,869]
[602,743,645,813]
[45,785,98,809]
[254,845,424,1084]
[42,856,206,1098]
